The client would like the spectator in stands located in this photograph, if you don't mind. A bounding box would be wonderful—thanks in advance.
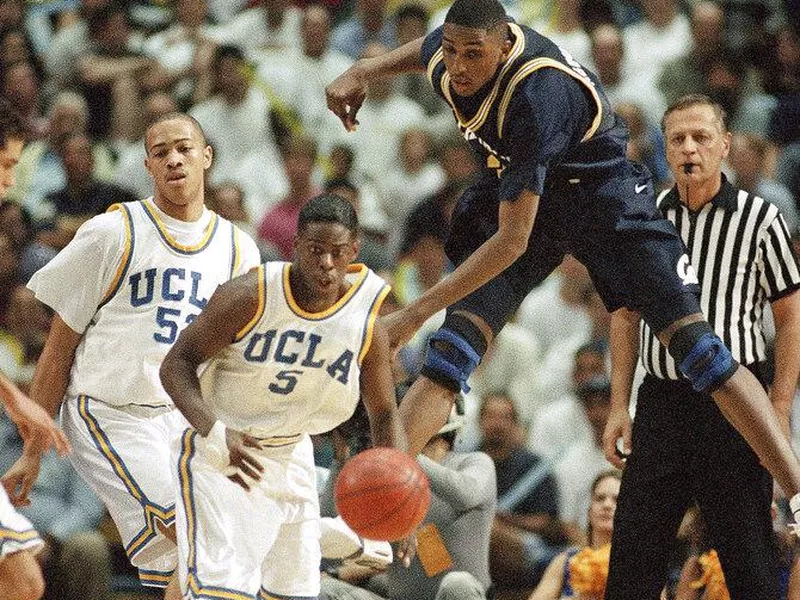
[0,411,110,600]
[528,341,607,462]
[39,132,138,250]
[257,133,321,259]
[6,91,116,225]
[727,132,799,233]
[528,470,621,600]
[0,285,50,392]
[479,391,567,596]
[189,44,287,221]
[216,0,303,53]
[553,376,615,537]
[330,0,397,60]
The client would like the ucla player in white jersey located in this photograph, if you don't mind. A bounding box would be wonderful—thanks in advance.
[160,193,407,600]
[0,98,71,600]
[5,113,260,600]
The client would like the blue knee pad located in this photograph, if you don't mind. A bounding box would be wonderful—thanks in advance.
[672,328,738,393]
[422,329,481,393]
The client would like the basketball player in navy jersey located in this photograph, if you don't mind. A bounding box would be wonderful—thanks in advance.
[326,0,800,541]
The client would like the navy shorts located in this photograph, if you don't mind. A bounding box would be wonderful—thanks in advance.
[445,161,700,335]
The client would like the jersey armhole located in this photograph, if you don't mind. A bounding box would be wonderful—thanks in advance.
[98,203,135,309]
[233,265,266,342]
[357,283,392,365]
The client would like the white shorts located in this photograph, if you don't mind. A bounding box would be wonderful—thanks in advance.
[62,395,188,588]
[0,485,43,560]
[174,429,321,599]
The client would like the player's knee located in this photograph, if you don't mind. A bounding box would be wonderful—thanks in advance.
[668,321,738,393]
[421,314,488,393]
[435,571,483,600]
[2,553,45,600]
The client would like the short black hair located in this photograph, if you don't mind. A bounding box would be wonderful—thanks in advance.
[395,2,429,23]
[297,193,358,235]
[144,112,207,152]
[444,0,507,30]
[213,44,246,67]
[0,96,25,148]
[324,177,358,195]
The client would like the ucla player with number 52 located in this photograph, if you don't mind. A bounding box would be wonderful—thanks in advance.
[326,0,800,543]
[8,113,260,600]
[160,193,406,599]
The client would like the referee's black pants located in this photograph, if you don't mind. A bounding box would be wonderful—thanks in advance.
[605,374,781,600]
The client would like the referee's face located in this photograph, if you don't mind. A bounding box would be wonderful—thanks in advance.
[664,104,730,190]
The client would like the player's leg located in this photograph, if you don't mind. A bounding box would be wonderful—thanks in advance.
[0,484,46,600]
[655,316,800,498]
[605,377,695,600]
[174,428,273,596]
[60,398,180,592]
[693,398,781,600]
[0,551,45,600]
[401,178,565,455]
[260,436,321,599]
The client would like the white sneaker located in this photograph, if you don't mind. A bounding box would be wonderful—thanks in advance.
[354,538,393,569]
[789,494,800,539]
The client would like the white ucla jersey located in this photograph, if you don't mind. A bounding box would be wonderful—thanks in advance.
[200,262,391,437]
[63,199,257,407]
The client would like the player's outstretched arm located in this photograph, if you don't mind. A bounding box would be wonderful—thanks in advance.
[0,372,70,457]
[602,308,639,469]
[384,190,539,349]
[160,270,264,490]
[326,37,425,132]
[359,319,407,452]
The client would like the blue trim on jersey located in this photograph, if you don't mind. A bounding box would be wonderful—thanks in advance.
[178,429,255,600]
[357,282,391,366]
[98,203,135,309]
[77,395,175,559]
[138,568,174,588]
[140,201,220,256]
[229,223,237,279]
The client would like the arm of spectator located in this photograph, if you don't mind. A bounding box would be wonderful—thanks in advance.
[768,289,800,437]
[416,452,495,513]
[527,551,568,600]
[602,308,639,468]
[76,53,154,85]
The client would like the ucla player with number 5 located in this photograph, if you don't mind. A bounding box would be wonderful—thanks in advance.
[326,0,800,537]
[6,113,260,600]
[160,193,406,600]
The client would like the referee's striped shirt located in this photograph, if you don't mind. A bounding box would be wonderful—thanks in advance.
[640,175,800,379]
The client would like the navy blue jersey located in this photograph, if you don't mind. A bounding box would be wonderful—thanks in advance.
[422,22,628,201]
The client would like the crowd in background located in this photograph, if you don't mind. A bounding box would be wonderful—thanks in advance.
[1,0,799,598]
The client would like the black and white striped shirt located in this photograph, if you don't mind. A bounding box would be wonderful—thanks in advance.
[640,175,800,379]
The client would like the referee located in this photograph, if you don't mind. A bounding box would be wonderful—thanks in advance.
[603,94,800,600]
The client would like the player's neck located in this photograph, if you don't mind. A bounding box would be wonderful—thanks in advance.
[152,195,205,222]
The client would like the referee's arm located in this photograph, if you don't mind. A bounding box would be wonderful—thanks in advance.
[603,308,640,469]
[768,289,800,437]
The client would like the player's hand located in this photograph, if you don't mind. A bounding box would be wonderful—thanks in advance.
[225,429,264,491]
[395,531,417,568]
[1,451,43,506]
[325,65,367,132]
[6,394,71,457]
[382,307,425,352]
[602,404,632,470]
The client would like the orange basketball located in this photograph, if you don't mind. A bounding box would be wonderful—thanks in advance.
[334,447,431,541]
